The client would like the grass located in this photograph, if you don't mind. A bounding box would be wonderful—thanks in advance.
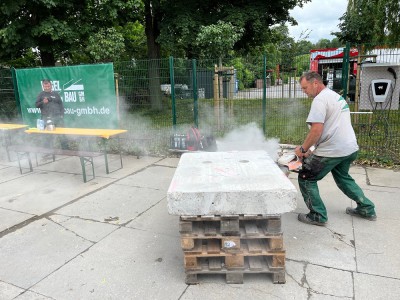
[110,96,400,167]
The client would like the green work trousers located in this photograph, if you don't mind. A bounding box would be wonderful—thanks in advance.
[298,151,376,223]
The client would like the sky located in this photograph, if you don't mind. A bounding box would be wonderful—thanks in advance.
[288,0,348,44]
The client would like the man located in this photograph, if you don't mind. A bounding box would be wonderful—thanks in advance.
[35,79,68,149]
[36,79,64,125]
[295,71,376,226]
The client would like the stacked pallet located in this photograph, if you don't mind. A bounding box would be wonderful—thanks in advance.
[179,214,285,284]
[167,151,297,284]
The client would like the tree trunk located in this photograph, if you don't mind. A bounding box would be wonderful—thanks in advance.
[40,50,56,66]
[145,0,163,111]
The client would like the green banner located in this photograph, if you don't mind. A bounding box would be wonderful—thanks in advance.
[15,63,118,128]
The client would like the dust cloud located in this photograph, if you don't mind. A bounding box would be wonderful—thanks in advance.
[216,122,280,161]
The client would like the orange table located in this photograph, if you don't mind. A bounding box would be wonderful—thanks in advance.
[25,127,127,174]
[0,124,29,161]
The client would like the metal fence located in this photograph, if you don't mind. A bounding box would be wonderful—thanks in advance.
[1,47,399,165]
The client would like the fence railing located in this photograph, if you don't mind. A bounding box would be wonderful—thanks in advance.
[1,49,399,165]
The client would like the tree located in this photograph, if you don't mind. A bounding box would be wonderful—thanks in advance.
[0,0,143,66]
[195,21,244,63]
[87,28,125,63]
[154,0,310,59]
[335,0,400,45]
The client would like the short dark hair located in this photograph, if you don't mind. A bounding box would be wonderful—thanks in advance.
[42,79,51,84]
[299,71,323,83]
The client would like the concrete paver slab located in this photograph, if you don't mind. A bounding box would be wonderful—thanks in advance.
[154,157,180,168]
[283,211,356,271]
[0,152,399,300]
[117,165,177,190]
[0,171,115,216]
[353,216,400,278]
[0,281,25,300]
[12,290,52,300]
[306,264,353,297]
[367,167,400,188]
[56,183,166,224]
[0,208,34,232]
[354,272,400,300]
[49,214,119,243]
[126,199,180,238]
[30,227,186,300]
[0,218,93,288]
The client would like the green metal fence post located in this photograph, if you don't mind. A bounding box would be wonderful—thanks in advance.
[192,59,198,127]
[262,54,267,134]
[169,56,176,128]
[11,67,22,119]
[342,42,350,100]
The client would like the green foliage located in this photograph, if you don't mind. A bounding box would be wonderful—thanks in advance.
[157,0,311,59]
[335,0,400,44]
[87,28,125,62]
[0,0,144,66]
[195,21,243,60]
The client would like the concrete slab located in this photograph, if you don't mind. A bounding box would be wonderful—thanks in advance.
[118,165,177,190]
[366,167,400,188]
[29,227,186,300]
[306,264,353,297]
[0,208,34,232]
[0,165,33,183]
[154,157,180,168]
[180,272,308,299]
[167,151,297,215]
[354,272,400,299]
[9,290,52,300]
[48,214,119,243]
[285,173,357,271]
[126,198,180,238]
[353,210,400,278]
[0,218,93,288]
[0,171,115,216]
[0,281,24,299]
[55,183,166,225]
[283,211,356,271]
[0,151,399,300]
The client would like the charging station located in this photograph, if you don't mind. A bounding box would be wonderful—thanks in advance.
[370,79,392,103]
[359,63,400,110]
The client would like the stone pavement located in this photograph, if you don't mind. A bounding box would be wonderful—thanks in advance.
[0,150,399,300]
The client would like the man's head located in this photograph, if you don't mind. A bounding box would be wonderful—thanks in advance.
[299,71,325,98]
[42,79,52,92]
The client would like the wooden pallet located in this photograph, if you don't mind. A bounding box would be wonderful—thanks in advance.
[179,214,282,236]
[179,214,286,284]
[184,256,286,284]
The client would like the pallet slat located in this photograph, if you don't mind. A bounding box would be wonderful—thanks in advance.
[180,214,286,284]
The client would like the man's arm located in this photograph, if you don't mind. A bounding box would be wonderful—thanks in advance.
[295,122,324,157]
[35,92,44,108]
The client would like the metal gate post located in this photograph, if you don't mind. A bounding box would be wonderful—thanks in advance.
[192,59,198,127]
[342,42,350,100]
[169,56,177,127]
[262,54,267,134]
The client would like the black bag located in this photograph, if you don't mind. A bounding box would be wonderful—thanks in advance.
[299,155,325,180]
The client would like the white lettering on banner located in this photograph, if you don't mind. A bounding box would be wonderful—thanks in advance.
[64,92,77,102]
[27,106,111,116]
[78,91,85,102]
[51,81,61,91]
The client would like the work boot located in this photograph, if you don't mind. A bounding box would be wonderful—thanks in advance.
[346,207,377,221]
[298,213,327,226]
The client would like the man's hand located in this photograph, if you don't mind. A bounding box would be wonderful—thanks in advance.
[295,146,306,158]
[43,97,49,104]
